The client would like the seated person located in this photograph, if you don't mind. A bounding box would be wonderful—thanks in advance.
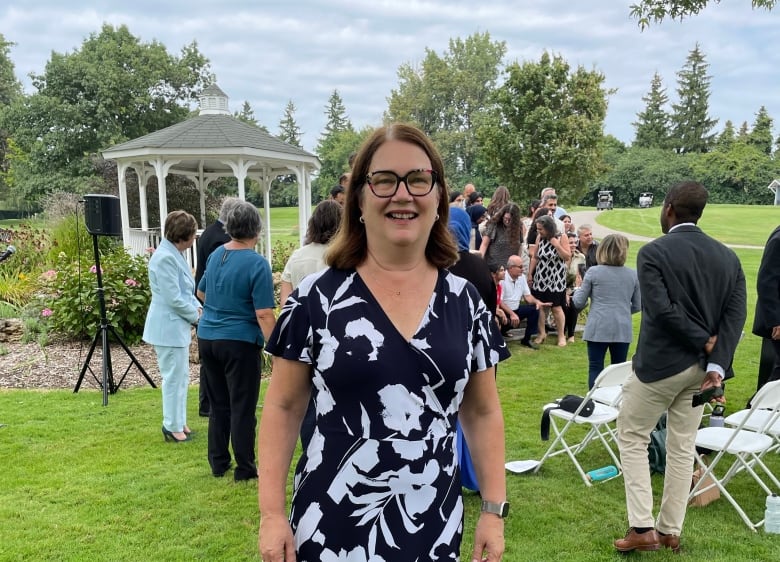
[499,255,548,349]
[490,263,508,328]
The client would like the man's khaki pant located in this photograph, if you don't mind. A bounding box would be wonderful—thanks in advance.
[617,364,705,535]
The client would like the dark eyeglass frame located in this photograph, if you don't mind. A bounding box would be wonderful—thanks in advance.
[365,169,438,198]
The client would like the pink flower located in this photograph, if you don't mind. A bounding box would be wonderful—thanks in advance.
[41,308,53,318]
[89,265,103,274]
[145,247,155,254]
[41,269,57,281]
[125,278,139,287]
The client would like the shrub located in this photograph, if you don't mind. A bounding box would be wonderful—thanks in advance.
[270,239,297,273]
[37,247,151,345]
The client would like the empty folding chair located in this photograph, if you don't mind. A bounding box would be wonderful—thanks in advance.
[688,380,780,530]
[534,362,632,486]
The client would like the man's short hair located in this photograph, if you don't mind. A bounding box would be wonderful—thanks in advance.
[330,184,345,198]
[664,181,708,223]
[577,224,593,235]
[540,187,556,199]
[543,193,558,203]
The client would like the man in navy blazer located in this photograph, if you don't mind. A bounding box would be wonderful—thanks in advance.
[614,181,746,554]
[194,197,241,417]
[753,225,780,389]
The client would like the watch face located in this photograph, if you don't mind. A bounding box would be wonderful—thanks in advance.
[500,502,510,517]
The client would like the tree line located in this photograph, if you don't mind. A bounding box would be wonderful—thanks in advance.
[0,20,777,219]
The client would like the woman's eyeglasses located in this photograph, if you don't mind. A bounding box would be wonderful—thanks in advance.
[366,169,437,198]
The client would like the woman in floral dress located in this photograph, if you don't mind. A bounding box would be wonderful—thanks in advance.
[257,124,509,561]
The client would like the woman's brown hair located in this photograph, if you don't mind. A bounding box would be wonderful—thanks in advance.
[326,123,457,269]
[164,210,197,244]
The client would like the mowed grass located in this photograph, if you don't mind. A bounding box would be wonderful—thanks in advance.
[1,206,779,561]
[594,204,777,246]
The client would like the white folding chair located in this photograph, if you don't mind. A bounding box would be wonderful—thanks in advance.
[534,362,633,486]
[590,361,633,408]
[688,380,780,531]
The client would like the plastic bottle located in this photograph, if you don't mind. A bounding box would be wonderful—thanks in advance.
[586,465,618,482]
[765,494,780,534]
[709,404,725,428]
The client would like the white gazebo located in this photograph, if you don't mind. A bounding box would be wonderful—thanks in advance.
[101,84,320,261]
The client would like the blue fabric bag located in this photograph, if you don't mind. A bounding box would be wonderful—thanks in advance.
[456,420,479,491]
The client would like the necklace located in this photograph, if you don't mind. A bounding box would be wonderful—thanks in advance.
[366,269,403,297]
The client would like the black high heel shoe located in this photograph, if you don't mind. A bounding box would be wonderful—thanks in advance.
[162,426,190,443]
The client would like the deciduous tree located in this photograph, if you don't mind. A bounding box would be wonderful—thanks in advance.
[0,24,212,207]
[630,0,776,28]
[476,51,609,204]
[386,32,506,191]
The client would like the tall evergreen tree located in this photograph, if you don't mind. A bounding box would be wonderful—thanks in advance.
[278,100,302,148]
[747,105,774,155]
[234,100,269,132]
[717,120,736,150]
[321,90,352,137]
[633,72,670,149]
[737,120,751,141]
[669,43,718,154]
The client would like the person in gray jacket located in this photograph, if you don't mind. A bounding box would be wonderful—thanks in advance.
[572,234,641,388]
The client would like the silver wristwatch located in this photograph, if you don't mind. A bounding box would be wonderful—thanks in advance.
[480,500,509,518]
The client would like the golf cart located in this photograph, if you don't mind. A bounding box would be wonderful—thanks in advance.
[638,192,653,208]
[596,190,613,211]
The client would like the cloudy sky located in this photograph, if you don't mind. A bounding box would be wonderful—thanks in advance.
[2,1,779,153]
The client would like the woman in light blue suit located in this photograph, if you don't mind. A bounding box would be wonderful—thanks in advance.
[143,211,202,442]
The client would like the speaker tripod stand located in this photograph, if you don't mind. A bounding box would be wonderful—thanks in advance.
[73,234,156,405]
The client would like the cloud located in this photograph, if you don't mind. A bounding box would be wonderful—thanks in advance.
[1,0,779,152]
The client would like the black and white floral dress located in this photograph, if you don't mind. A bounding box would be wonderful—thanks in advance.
[266,267,508,561]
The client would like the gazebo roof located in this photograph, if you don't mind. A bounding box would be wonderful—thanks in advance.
[105,114,313,157]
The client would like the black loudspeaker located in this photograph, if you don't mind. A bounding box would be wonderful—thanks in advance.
[84,194,122,236]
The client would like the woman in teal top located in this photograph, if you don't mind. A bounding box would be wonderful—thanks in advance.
[197,200,276,480]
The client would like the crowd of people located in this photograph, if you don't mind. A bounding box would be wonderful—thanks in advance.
[138,122,775,560]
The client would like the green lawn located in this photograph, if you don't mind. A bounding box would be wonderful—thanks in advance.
[1,208,779,560]
[594,204,777,246]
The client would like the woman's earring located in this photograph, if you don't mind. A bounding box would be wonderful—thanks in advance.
[359,216,365,224]
[435,214,440,221]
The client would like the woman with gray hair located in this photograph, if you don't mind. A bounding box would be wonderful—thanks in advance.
[196,200,276,480]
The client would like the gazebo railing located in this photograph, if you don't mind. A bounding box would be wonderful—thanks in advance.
[125,228,200,271]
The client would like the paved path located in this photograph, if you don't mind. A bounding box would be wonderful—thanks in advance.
[569,210,655,242]
[569,209,765,250]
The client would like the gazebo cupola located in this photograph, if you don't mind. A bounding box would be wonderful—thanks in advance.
[198,84,231,115]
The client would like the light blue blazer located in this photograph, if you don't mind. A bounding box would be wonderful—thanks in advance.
[142,238,201,347]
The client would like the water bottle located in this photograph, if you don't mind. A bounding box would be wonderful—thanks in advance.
[586,465,618,482]
[709,404,725,428]
[765,494,780,534]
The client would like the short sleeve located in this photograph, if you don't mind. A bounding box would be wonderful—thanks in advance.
[265,273,321,364]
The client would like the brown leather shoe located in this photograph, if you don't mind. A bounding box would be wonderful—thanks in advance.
[658,533,681,554]
[614,528,660,552]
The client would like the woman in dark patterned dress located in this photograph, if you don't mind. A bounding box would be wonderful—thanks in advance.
[257,124,509,561]
[478,202,523,272]
[528,214,570,347]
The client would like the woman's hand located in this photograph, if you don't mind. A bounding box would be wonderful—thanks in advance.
[471,513,505,561]
[258,514,296,562]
